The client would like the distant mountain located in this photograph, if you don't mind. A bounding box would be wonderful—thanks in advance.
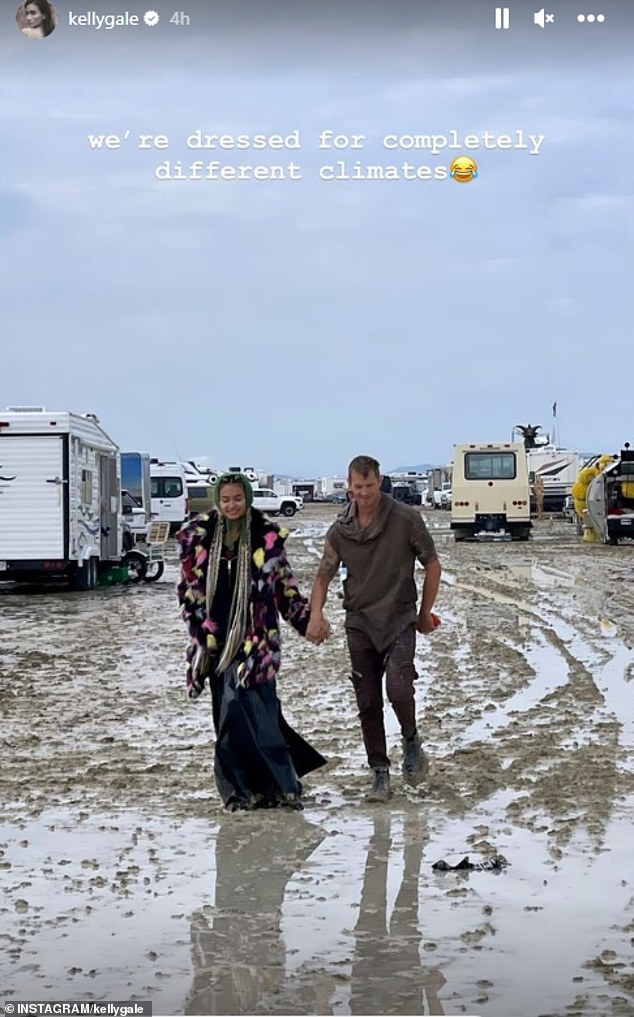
[387,463,436,473]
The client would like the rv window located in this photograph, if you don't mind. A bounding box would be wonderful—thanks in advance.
[122,491,141,511]
[163,479,183,498]
[151,477,184,498]
[81,469,93,503]
[465,453,517,481]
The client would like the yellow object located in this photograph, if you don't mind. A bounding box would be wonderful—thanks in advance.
[578,466,599,485]
[450,156,478,183]
[622,481,634,499]
[572,457,612,521]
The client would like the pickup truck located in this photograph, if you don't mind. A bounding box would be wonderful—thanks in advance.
[251,488,304,517]
[122,489,150,539]
[433,482,452,509]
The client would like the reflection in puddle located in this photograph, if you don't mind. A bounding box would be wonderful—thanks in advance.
[2,802,634,1016]
[502,562,575,589]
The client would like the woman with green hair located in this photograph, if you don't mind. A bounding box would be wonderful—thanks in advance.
[177,472,328,812]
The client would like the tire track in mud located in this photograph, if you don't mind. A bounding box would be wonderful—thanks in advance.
[421,533,634,860]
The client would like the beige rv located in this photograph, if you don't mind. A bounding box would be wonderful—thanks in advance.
[450,442,531,541]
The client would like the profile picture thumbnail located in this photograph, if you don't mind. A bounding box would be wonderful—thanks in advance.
[16,0,57,39]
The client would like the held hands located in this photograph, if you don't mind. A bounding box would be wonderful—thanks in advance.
[306,613,332,645]
[416,610,442,635]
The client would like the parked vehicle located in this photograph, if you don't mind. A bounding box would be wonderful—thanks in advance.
[433,482,452,508]
[186,481,215,518]
[380,475,393,495]
[450,442,531,541]
[251,488,303,517]
[392,482,421,506]
[121,451,152,517]
[562,494,576,524]
[526,445,580,513]
[150,460,189,533]
[326,490,348,504]
[293,482,316,502]
[0,407,167,588]
[585,444,634,545]
[121,489,148,540]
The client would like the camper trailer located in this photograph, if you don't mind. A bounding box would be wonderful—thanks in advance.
[526,445,580,513]
[0,407,122,588]
[450,442,531,541]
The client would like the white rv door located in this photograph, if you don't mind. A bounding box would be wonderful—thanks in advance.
[0,436,66,560]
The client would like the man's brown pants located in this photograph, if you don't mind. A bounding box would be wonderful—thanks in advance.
[347,624,418,769]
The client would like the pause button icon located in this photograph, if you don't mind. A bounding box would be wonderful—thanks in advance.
[495,7,510,29]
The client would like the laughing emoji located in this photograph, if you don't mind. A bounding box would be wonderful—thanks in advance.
[450,156,478,183]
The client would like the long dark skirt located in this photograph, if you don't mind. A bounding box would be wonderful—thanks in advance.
[210,666,327,811]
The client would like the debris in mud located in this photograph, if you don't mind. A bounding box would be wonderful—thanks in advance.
[432,854,509,872]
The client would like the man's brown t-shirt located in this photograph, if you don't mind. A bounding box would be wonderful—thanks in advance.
[326,494,437,652]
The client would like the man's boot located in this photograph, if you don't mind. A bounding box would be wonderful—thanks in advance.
[366,767,392,802]
[402,730,429,786]
[280,792,304,811]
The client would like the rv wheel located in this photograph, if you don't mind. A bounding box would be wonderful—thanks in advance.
[123,550,147,582]
[88,557,98,588]
[144,561,165,582]
[71,557,97,591]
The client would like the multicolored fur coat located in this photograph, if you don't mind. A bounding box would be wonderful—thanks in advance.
[176,508,310,699]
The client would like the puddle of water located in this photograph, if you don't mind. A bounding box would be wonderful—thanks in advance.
[422,800,634,1017]
[2,795,633,1017]
[1,812,216,1013]
[503,562,575,589]
[459,628,570,743]
[288,523,331,540]
[567,635,634,753]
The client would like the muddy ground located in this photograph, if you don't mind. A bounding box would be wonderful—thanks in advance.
[1,505,633,1017]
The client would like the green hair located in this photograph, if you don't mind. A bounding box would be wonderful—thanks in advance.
[213,472,254,510]
[206,472,254,676]
[212,472,254,545]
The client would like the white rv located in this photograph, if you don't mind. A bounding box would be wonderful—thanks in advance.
[150,460,189,533]
[0,407,122,588]
[450,442,531,541]
[526,445,580,513]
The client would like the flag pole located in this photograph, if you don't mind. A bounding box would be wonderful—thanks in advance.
[552,401,558,447]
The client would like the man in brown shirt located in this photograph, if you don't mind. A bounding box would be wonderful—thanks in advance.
[308,455,442,801]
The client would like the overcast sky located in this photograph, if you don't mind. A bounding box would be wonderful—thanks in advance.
[1,1,633,475]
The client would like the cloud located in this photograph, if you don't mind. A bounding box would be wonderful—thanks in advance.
[0,7,633,471]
